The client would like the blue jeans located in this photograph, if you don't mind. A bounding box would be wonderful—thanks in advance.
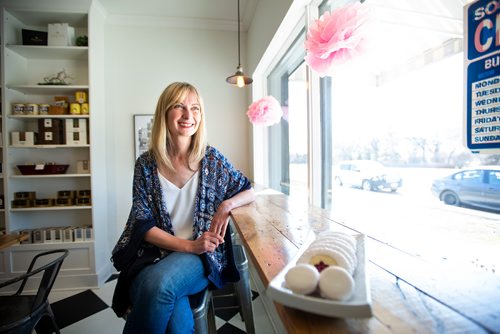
[123,252,209,334]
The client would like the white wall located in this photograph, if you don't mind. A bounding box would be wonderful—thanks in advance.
[104,20,251,238]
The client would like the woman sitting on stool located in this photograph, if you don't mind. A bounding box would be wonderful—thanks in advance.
[111,82,255,334]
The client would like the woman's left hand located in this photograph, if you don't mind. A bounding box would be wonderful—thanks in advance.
[210,201,230,239]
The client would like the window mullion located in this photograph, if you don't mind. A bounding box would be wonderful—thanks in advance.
[306,2,322,207]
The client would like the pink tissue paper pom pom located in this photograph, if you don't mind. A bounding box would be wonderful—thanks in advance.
[247,96,283,126]
[305,2,371,77]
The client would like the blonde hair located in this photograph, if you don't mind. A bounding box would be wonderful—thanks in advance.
[150,82,207,171]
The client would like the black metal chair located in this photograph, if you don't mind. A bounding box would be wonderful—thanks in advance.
[0,249,69,334]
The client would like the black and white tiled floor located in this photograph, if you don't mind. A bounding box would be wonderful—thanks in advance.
[41,274,276,333]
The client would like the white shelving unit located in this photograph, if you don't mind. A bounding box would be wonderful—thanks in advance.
[0,5,4,241]
[0,3,111,289]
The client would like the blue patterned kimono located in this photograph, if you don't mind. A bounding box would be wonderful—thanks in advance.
[111,146,251,316]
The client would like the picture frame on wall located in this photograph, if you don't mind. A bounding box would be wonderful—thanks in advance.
[134,114,154,160]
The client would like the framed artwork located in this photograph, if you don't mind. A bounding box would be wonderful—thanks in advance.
[134,114,154,159]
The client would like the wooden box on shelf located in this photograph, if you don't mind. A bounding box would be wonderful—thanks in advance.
[38,119,65,144]
[11,132,36,146]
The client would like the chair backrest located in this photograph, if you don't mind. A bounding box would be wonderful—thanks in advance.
[18,249,69,312]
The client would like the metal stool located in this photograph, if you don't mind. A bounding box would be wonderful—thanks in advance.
[191,288,216,334]
[232,244,255,334]
[211,244,255,334]
[193,244,255,334]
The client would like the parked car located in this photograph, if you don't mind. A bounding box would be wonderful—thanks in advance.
[332,160,402,192]
[431,166,500,211]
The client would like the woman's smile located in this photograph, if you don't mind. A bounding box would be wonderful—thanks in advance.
[178,120,195,128]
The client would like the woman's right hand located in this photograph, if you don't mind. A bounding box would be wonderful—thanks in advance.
[190,231,224,254]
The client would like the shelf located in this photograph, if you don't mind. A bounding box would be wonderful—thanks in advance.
[10,144,90,148]
[7,10,87,28]
[9,114,89,119]
[11,206,92,212]
[6,45,88,60]
[11,173,90,178]
[7,85,89,95]
[9,241,94,250]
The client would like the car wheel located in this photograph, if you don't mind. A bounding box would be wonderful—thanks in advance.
[390,188,398,193]
[362,180,372,191]
[442,191,460,206]
[335,177,343,186]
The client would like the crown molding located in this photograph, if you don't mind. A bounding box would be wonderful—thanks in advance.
[106,13,240,31]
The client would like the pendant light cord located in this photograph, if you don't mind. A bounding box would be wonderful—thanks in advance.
[237,0,241,67]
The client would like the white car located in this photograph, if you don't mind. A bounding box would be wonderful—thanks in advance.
[332,160,402,192]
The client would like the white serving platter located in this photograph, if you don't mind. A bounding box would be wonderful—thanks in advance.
[266,233,372,318]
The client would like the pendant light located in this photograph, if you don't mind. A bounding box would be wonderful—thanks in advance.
[226,0,253,87]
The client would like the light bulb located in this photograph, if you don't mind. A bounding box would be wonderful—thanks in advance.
[236,76,245,87]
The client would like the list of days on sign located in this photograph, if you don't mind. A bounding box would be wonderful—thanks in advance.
[465,0,500,153]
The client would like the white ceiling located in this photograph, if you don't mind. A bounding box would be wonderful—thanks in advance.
[98,0,258,30]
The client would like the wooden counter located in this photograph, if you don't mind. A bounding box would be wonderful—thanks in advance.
[230,191,500,333]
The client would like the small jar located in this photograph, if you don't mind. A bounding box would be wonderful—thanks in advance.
[25,103,39,115]
[39,104,50,115]
[81,103,89,115]
[12,103,25,115]
[75,91,87,104]
[70,103,81,115]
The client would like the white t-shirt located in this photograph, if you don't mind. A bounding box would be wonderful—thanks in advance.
[158,170,199,240]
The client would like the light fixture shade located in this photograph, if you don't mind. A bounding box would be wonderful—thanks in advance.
[226,0,252,87]
[226,65,253,87]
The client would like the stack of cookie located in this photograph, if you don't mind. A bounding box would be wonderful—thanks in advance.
[284,231,358,301]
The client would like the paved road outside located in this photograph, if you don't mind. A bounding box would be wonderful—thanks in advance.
[328,167,500,277]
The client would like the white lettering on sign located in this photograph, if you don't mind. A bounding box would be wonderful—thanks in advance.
[474,1,500,21]
[485,55,500,68]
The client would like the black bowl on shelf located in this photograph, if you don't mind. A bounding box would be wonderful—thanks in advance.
[17,164,69,175]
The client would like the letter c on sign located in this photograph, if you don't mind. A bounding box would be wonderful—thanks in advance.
[475,19,494,52]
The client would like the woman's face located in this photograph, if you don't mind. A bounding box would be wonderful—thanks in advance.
[167,92,201,140]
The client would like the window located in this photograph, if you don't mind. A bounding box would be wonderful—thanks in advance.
[457,170,482,182]
[259,0,500,279]
[489,171,500,185]
[267,31,308,198]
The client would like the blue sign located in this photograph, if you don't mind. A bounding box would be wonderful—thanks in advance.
[467,0,500,60]
[465,0,500,152]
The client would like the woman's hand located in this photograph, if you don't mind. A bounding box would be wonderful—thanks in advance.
[190,231,224,254]
[209,201,231,239]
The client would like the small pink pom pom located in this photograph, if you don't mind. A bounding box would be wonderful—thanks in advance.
[246,96,283,126]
